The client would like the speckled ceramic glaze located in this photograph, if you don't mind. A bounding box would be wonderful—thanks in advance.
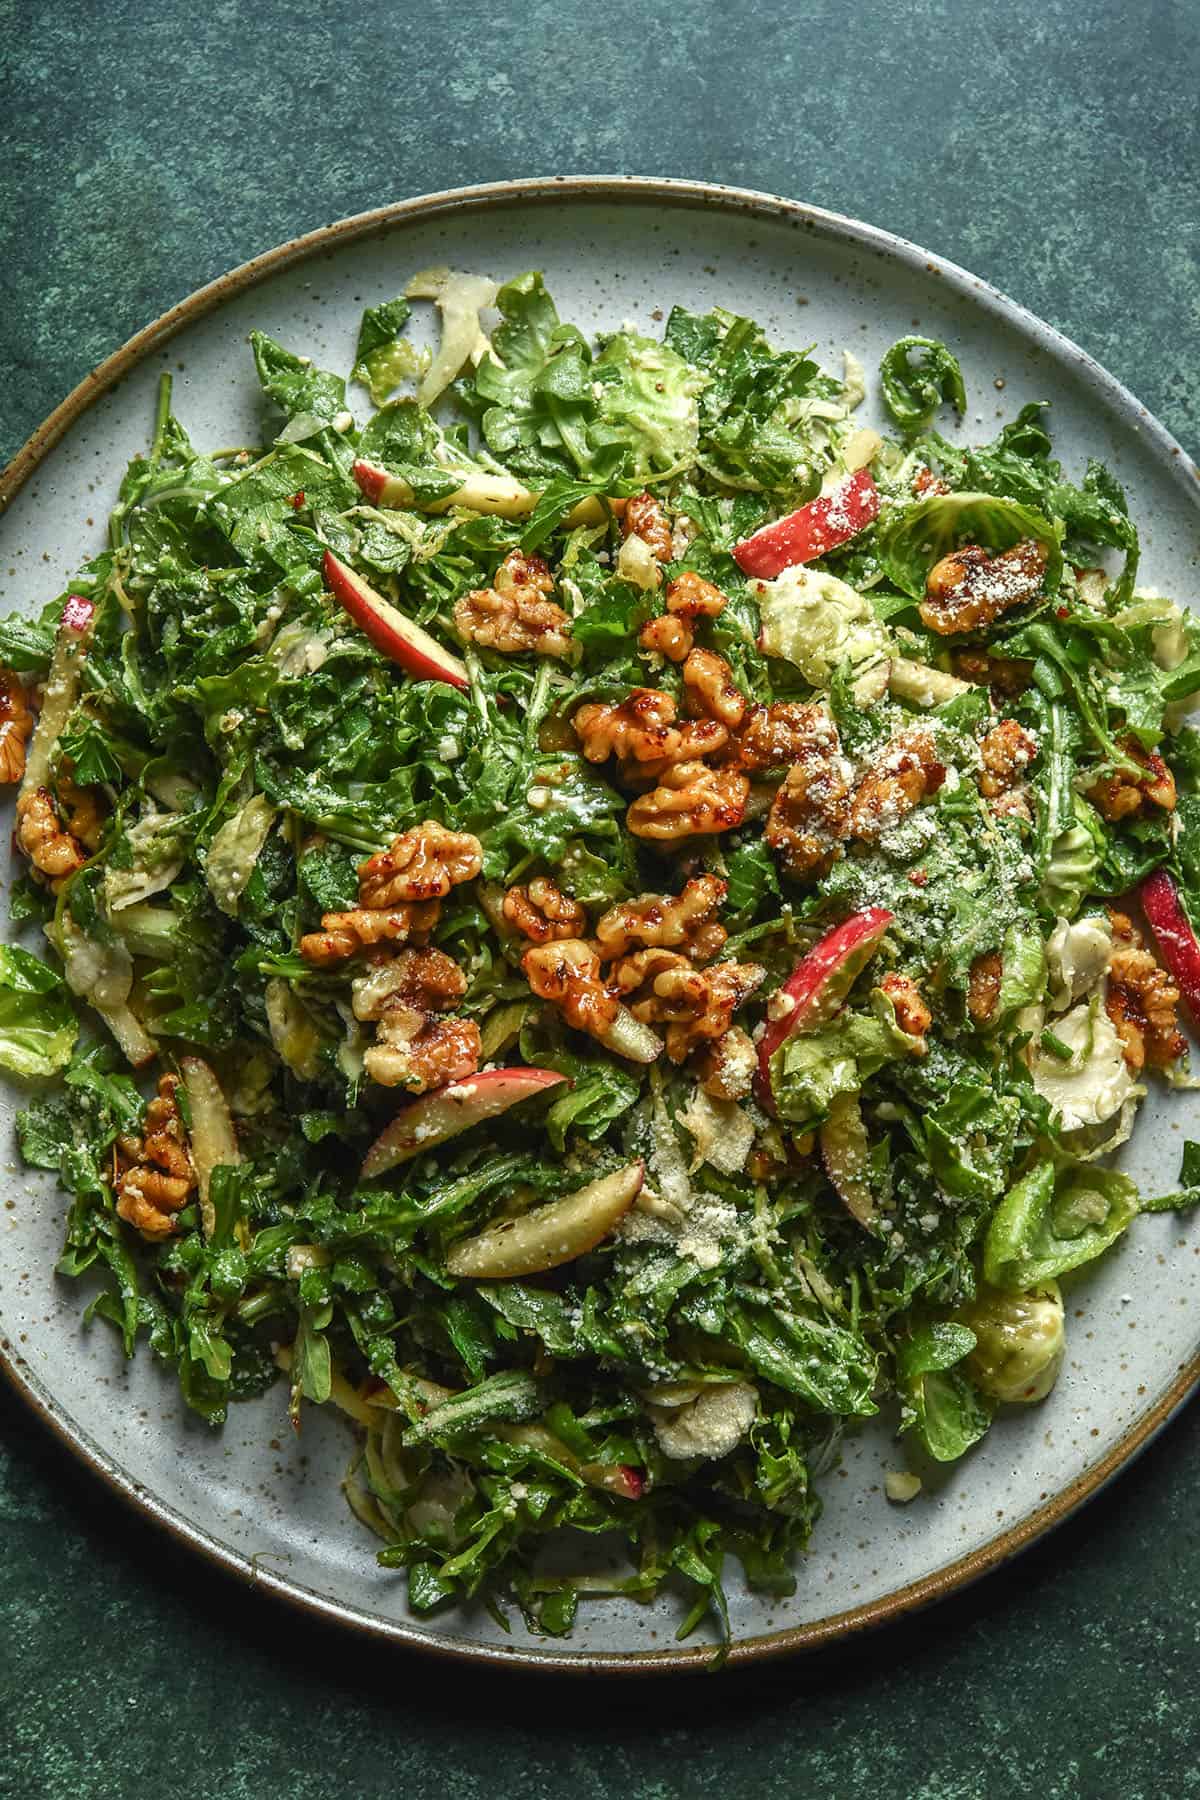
[1,180,1198,1672]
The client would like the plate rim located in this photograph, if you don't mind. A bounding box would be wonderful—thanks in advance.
[2,174,1198,1674]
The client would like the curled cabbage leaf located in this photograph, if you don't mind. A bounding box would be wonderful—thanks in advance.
[960,1281,1064,1403]
[877,490,1062,601]
[983,1160,1139,1290]
[754,565,892,703]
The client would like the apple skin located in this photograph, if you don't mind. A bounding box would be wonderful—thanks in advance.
[322,550,468,689]
[362,1067,567,1179]
[1140,869,1200,1021]
[733,470,880,579]
[755,906,894,1110]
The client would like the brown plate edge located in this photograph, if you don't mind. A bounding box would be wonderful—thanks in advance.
[2,174,1198,1675]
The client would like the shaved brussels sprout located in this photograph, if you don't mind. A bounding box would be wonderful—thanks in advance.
[959,1282,1065,1403]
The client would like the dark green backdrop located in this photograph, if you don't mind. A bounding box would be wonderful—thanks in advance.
[2,3,1197,1795]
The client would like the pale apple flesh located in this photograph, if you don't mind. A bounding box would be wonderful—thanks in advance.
[361,1067,568,1179]
[322,550,468,689]
[819,1090,875,1225]
[445,1160,644,1279]
[756,907,894,1109]
[180,1054,241,1239]
[352,458,618,527]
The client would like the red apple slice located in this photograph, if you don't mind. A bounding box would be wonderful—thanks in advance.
[322,550,468,689]
[1140,869,1200,1021]
[362,1067,567,1179]
[819,1091,874,1225]
[733,471,880,579]
[445,1160,644,1279]
[755,907,893,1109]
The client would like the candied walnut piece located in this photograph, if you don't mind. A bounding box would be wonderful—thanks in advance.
[454,549,573,657]
[682,648,747,729]
[366,1013,482,1091]
[849,729,946,841]
[522,938,620,1040]
[595,873,728,964]
[357,948,480,1092]
[300,901,440,966]
[358,822,483,908]
[503,876,587,944]
[1087,739,1176,823]
[919,539,1048,635]
[766,757,852,880]
[626,761,749,841]
[737,701,835,774]
[967,951,1002,1025]
[116,1074,196,1241]
[695,1025,758,1100]
[639,614,693,662]
[878,972,931,1056]
[495,550,555,598]
[952,648,1034,698]
[665,570,727,622]
[0,670,33,785]
[15,788,87,881]
[626,957,766,1063]
[1106,910,1186,1072]
[622,491,673,562]
[979,720,1039,798]
[574,688,679,768]
[573,688,726,783]
[642,570,729,660]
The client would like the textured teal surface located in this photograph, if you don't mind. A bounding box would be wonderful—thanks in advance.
[2,0,1199,1793]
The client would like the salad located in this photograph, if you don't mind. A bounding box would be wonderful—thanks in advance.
[2,268,1199,1647]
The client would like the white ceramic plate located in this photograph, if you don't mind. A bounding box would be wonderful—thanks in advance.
[2,179,1198,1672]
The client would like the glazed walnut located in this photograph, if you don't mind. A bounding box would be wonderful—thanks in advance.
[849,729,946,841]
[299,902,440,966]
[503,876,587,944]
[979,720,1039,798]
[920,539,1048,635]
[522,938,620,1040]
[763,708,852,880]
[355,948,481,1092]
[639,614,693,662]
[365,1013,482,1092]
[115,1075,196,1241]
[878,972,931,1057]
[1105,910,1186,1073]
[623,955,766,1064]
[626,761,749,841]
[622,491,673,562]
[967,951,1002,1025]
[682,648,747,729]
[1086,740,1176,823]
[695,1025,758,1100]
[913,465,951,497]
[358,822,483,908]
[0,670,33,784]
[736,701,835,774]
[639,572,728,662]
[16,788,87,881]
[573,689,727,784]
[454,550,572,657]
[595,873,727,964]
